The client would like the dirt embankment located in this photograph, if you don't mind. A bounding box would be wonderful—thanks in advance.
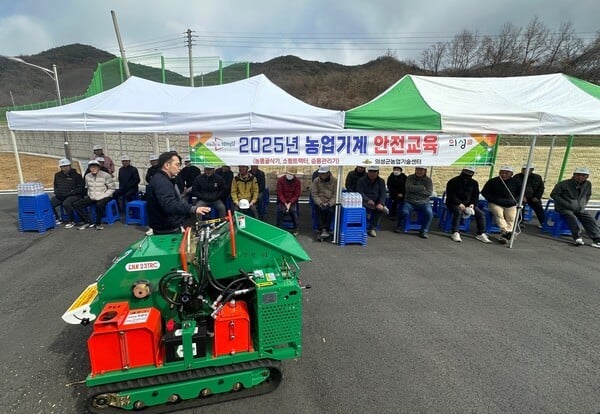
[1,153,65,190]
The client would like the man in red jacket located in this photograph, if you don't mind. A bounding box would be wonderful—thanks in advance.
[276,167,301,235]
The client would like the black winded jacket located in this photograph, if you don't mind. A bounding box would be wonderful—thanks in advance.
[53,169,84,200]
[118,165,140,192]
[481,176,520,207]
[356,175,387,205]
[387,172,407,201]
[513,172,545,199]
[191,173,226,202]
[146,170,196,232]
[445,173,480,207]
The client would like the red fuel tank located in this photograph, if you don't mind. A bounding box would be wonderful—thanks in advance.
[213,300,252,357]
[88,302,162,376]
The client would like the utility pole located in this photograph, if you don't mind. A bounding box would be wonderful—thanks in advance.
[111,10,131,79]
[186,29,194,86]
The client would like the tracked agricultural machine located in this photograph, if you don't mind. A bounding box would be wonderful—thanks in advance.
[63,212,310,413]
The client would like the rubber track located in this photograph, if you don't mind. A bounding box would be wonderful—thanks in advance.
[86,359,282,413]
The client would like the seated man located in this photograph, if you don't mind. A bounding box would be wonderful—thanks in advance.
[113,155,140,211]
[191,165,227,218]
[50,158,84,228]
[397,166,433,239]
[356,165,387,237]
[550,167,600,247]
[250,165,267,220]
[345,165,366,192]
[231,165,259,218]
[445,167,491,243]
[276,167,301,235]
[387,166,407,218]
[73,159,116,231]
[310,165,337,240]
[481,165,521,244]
[514,164,545,227]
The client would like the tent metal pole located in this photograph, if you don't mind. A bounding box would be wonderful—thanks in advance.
[508,136,536,248]
[332,166,343,244]
[489,135,501,179]
[10,130,24,184]
[543,136,556,182]
[558,135,573,181]
[153,133,159,155]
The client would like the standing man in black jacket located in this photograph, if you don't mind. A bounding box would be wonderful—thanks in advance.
[191,165,227,218]
[50,158,85,228]
[146,152,211,234]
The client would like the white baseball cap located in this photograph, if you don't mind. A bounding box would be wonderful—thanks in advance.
[367,165,380,171]
[574,167,590,175]
[95,157,105,163]
[88,160,100,167]
[92,144,102,150]
[149,154,159,161]
[58,158,71,167]
[239,199,250,209]
[121,155,130,161]
[462,166,476,173]
[499,165,513,172]
[317,165,329,173]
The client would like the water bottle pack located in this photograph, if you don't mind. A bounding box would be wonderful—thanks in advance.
[17,182,44,196]
[341,192,363,208]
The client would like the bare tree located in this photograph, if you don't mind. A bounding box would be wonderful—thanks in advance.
[475,23,521,71]
[520,16,549,67]
[446,30,479,72]
[420,42,446,74]
[545,21,583,68]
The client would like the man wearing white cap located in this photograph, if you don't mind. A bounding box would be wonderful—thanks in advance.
[190,165,227,218]
[445,167,491,243]
[550,167,600,247]
[50,158,84,228]
[145,154,160,184]
[397,166,434,238]
[311,165,337,240]
[345,165,366,192]
[481,166,521,244]
[90,144,115,174]
[113,155,140,211]
[356,165,387,237]
[514,164,546,227]
[73,159,116,231]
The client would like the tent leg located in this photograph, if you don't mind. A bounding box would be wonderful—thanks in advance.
[508,136,537,248]
[11,130,24,185]
[332,166,344,244]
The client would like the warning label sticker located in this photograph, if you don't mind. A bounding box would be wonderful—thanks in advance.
[124,309,150,325]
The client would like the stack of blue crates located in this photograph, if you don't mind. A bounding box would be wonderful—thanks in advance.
[339,207,367,246]
[18,193,55,233]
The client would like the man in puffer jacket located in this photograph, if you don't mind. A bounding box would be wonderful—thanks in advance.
[73,159,116,231]
[550,167,600,247]
[231,165,259,218]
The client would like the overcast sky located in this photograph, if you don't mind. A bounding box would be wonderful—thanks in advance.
[1,0,598,69]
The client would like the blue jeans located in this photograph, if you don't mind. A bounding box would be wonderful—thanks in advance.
[399,202,433,233]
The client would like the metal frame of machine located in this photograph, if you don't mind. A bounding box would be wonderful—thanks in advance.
[63,211,311,413]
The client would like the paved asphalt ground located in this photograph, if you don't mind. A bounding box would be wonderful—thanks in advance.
[1,193,600,414]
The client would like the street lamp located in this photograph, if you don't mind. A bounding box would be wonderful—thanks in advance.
[6,56,72,160]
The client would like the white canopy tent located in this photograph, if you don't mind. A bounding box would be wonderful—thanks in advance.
[7,74,345,133]
[345,73,600,247]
